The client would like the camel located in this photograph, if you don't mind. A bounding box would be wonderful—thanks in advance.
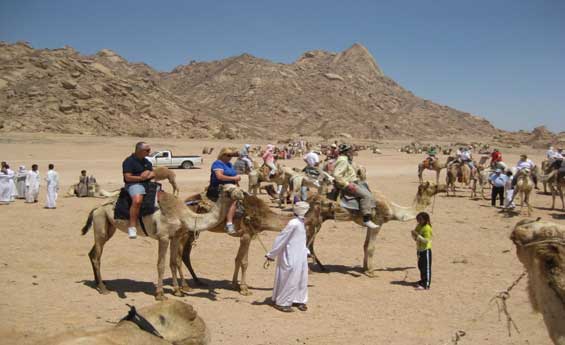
[64,183,120,198]
[511,219,565,345]
[417,157,449,184]
[446,162,474,197]
[549,171,565,211]
[176,192,292,295]
[80,184,245,300]
[509,168,534,216]
[304,182,446,276]
[45,300,209,345]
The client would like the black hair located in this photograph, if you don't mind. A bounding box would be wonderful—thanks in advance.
[48,163,54,169]
[506,171,513,177]
[416,212,431,226]
[32,164,38,170]
[135,141,147,151]
[81,170,87,174]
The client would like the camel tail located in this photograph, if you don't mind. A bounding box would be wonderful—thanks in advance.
[81,208,96,235]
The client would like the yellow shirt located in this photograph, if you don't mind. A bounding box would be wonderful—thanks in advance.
[332,155,358,188]
[415,224,432,251]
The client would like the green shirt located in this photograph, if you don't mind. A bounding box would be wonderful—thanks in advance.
[415,224,432,251]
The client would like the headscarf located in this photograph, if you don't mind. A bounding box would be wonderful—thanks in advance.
[293,201,310,217]
[266,144,274,152]
[18,165,26,173]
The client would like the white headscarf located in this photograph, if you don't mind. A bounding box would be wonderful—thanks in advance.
[293,201,310,217]
[18,165,26,173]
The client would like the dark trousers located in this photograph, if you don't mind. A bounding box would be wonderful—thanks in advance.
[491,186,504,206]
[417,249,432,289]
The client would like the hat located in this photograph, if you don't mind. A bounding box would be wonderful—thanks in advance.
[495,168,502,173]
[293,201,310,217]
[217,147,239,160]
[244,144,251,149]
[338,143,352,153]
[331,143,337,148]
[266,144,274,151]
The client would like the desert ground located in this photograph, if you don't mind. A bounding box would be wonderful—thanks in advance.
[0,133,561,345]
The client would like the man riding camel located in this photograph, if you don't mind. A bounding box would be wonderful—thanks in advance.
[489,148,503,169]
[332,144,379,230]
[425,146,438,166]
[239,144,254,172]
[512,154,537,188]
[122,142,155,239]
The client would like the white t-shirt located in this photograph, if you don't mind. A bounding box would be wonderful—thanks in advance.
[303,151,320,167]
[546,149,556,159]
[516,159,534,170]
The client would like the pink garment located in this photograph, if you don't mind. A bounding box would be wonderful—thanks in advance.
[263,150,275,164]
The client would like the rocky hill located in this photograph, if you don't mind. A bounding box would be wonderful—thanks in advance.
[1,41,500,139]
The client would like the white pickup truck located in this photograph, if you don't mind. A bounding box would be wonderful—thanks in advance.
[146,150,203,169]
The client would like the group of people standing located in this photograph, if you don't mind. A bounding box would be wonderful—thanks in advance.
[0,161,59,208]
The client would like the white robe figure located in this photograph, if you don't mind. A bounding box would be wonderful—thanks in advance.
[0,170,12,204]
[266,216,309,307]
[25,170,40,203]
[6,168,16,201]
[45,169,59,208]
[15,166,27,199]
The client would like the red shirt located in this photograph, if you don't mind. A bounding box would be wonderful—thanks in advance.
[491,151,502,162]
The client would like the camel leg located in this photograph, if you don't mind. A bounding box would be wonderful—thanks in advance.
[155,238,169,301]
[88,217,115,294]
[181,233,203,286]
[309,240,326,272]
[363,227,380,277]
[169,236,183,297]
[232,232,252,296]
[417,165,423,184]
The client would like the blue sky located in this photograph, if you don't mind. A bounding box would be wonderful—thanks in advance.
[1,0,564,132]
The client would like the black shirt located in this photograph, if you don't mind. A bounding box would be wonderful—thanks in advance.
[122,154,153,184]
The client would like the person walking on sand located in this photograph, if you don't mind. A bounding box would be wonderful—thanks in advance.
[25,164,40,203]
[15,165,27,199]
[411,212,432,290]
[265,201,310,312]
[45,164,59,209]
[0,164,12,205]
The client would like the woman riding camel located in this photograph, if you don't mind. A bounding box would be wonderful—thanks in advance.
[262,144,277,180]
[207,147,241,235]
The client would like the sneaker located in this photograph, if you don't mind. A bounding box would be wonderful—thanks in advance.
[128,227,137,239]
[363,220,380,230]
[225,223,236,235]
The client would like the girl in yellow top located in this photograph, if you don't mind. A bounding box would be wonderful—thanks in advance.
[411,212,432,290]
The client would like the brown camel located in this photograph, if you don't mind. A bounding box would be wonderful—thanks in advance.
[511,219,565,345]
[304,182,446,276]
[446,162,475,197]
[417,157,449,184]
[45,300,210,345]
[176,192,292,295]
[509,168,534,216]
[80,184,244,300]
[549,171,565,211]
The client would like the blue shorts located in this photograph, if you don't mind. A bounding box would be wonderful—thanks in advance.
[127,183,146,197]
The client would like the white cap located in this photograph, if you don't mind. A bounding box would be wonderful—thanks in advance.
[293,201,310,217]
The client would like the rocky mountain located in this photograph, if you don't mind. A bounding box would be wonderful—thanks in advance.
[0,41,216,138]
[1,41,500,139]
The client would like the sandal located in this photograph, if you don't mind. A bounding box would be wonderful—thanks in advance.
[274,305,293,313]
[296,304,308,311]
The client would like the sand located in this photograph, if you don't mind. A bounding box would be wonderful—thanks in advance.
[0,133,560,345]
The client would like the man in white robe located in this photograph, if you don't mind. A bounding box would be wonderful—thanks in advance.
[15,166,27,199]
[0,165,12,204]
[6,165,16,201]
[45,163,59,209]
[25,164,40,203]
[265,201,310,312]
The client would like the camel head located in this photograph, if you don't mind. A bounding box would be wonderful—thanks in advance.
[305,194,349,223]
[415,182,447,207]
[511,218,565,345]
[219,184,245,202]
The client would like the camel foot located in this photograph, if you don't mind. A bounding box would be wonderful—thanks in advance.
[181,285,193,293]
[236,283,252,296]
[173,288,184,297]
[97,285,111,295]
[364,271,378,278]
[155,292,168,301]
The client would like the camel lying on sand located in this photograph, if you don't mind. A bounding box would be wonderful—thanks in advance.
[45,300,209,345]
[304,182,446,276]
[511,219,565,345]
[64,183,119,198]
[177,193,292,295]
[81,184,244,300]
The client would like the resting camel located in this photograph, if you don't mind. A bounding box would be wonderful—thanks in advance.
[81,184,244,300]
[509,168,534,216]
[417,157,449,184]
[176,192,292,295]
[304,182,446,276]
[45,300,209,345]
[511,219,565,345]
[65,183,119,198]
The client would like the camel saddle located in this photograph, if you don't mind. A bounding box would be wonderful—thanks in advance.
[336,182,371,212]
[114,182,161,220]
